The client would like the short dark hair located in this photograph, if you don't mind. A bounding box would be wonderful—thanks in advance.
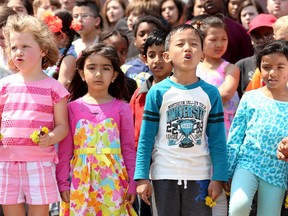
[133,15,165,37]
[165,24,203,51]
[143,30,168,56]
[256,40,288,71]
[74,0,100,17]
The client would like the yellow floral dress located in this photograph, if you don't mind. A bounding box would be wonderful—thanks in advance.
[57,98,137,216]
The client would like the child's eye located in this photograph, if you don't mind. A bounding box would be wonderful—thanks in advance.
[103,67,111,71]
[176,43,183,47]
[87,66,95,70]
[262,66,270,70]
[148,53,156,58]
[120,50,127,55]
[138,33,145,37]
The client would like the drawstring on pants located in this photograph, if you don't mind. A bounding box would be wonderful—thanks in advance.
[177,179,188,189]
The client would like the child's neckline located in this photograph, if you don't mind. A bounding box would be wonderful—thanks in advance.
[169,75,200,86]
[259,87,288,103]
[14,73,50,83]
[81,96,116,105]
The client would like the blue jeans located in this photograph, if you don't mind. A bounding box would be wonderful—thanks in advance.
[229,168,285,216]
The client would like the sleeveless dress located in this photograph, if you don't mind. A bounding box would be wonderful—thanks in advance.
[58,98,137,216]
[197,60,239,135]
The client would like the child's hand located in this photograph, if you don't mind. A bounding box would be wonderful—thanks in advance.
[125,193,136,204]
[60,190,70,203]
[30,127,52,147]
[136,179,152,205]
[277,138,288,162]
[222,180,231,196]
[208,180,223,201]
[38,133,53,147]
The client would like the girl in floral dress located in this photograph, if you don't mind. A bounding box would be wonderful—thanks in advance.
[56,43,137,216]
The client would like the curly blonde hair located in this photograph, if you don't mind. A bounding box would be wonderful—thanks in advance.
[3,14,59,71]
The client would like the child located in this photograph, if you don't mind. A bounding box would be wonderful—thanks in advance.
[228,40,288,216]
[99,30,138,102]
[130,30,172,216]
[243,14,277,93]
[72,0,102,56]
[59,0,76,13]
[42,10,78,89]
[56,43,137,215]
[101,0,126,30]
[193,15,240,136]
[99,30,129,66]
[192,14,239,216]
[273,15,288,41]
[0,14,69,215]
[122,15,165,87]
[6,0,34,15]
[130,30,172,149]
[135,24,228,216]
[114,0,161,59]
[33,0,61,18]
[160,0,184,28]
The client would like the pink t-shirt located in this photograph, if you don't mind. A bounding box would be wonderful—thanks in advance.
[0,74,69,162]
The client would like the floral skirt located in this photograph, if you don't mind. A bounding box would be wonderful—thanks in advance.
[59,152,137,216]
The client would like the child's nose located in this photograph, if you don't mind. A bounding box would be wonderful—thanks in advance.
[95,70,102,77]
[155,55,162,62]
[183,43,191,51]
[16,48,23,56]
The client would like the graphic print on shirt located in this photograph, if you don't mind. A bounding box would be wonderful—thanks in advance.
[166,100,206,148]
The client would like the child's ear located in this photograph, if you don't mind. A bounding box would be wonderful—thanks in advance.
[41,50,47,57]
[133,38,137,47]
[200,53,205,62]
[143,55,148,65]
[79,69,85,81]
[94,17,101,28]
[163,51,171,63]
[112,71,119,82]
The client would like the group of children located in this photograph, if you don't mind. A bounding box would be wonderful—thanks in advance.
[0,6,288,216]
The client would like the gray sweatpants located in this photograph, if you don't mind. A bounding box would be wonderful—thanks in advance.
[152,179,212,216]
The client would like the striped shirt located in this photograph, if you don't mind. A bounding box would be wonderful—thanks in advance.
[0,74,69,162]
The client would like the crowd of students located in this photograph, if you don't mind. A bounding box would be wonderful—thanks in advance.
[0,0,288,216]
